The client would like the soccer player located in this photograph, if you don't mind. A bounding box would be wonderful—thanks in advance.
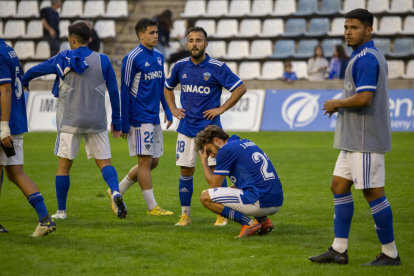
[164,26,247,226]
[309,9,401,266]
[0,38,56,236]
[22,22,127,220]
[117,18,173,216]
[195,126,283,237]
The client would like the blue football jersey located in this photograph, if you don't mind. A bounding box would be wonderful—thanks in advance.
[164,54,243,137]
[214,135,283,208]
[0,39,28,135]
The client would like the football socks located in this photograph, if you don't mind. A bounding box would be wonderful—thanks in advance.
[221,206,253,226]
[27,192,49,223]
[142,189,157,211]
[179,175,193,209]
[332,192,354,253]
[55,175,70,211]
[101,166,120,193]
[119,175,135,195]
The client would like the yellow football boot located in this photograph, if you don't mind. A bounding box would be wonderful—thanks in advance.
[175,214,191,226]
[147,205,174,216]
[214,215,228,226]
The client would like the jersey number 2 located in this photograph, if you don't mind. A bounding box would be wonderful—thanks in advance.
[144,132,154,143]
[252,152,275,181]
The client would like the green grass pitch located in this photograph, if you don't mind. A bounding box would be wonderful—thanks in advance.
[0,131,413,275]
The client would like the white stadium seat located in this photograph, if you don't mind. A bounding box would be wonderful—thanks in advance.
[389,0,413,13]
[227,0,251,17]
[181,0,206,17]
[259,19,284,37]
[378,16,402,35]
[165,41,180,60]
[372,17,379,34]
[5,41,13,49]
[61,0,83,18]
[105,0,128,18]
[387,61,404,79]
[14,41,35,60]
[225,41,249,59]
[328,18,345,36]
[164,63,169,77]
[402,16,414,35]
[82,0,105,18]
[237,19,261,37]
[259,61,284,80]
[250,0,273,16]
[292,61,308,79]
[226,62,238,74]
[367,0,389,13]
[95,20,116,38]
[60,20,71,38]
[341,0,365,13]
[3,20,26,39]
[205,0,228,17]
[238,62,261,80]
[170,20,186,39]
[249,40,272,59]
[195,20,216,37]
[206,41,226,58]
[15,0,39,18]
[0,21,3,37]
[273,0,296,16]
[403,60,414,79]
[59,41,71,52]
[213,20,238,38]
[40,1,52,10]
[25,21,44,39]
[0,1,16,18]
[34,41,51,59]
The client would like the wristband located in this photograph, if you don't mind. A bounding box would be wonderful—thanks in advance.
[0,121,11,140]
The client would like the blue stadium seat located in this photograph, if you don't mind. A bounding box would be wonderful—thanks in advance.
[294,0,318,16]
[282,19,306,37]
[322,39,343,58]
[373,38,391,55]
[345,45,353,57]
[306,18,330,37]
[294,39,319,58]
[270,40,295,58]
[389,38,414,58]
[317,0,341,15]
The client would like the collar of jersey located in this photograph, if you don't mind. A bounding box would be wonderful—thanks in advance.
[75,46,93,56]
[139,44,154,55]
[350,40,375,59]
[189,53,211,68]
[228,135,240,143]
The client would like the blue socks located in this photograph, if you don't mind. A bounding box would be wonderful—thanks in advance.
[221,206,253,226]
[333,193,354,238]
[179,175,193,206]
[221,177,227,187]
[369,196,395,244]
[101,166,119,193]
[27,192,49,222]
[55,175,70,211]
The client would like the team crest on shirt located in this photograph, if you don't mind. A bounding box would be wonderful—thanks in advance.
[157,57,162,65]
[145,144,152,151]
[176,154,180,161]
[203,72,211,81]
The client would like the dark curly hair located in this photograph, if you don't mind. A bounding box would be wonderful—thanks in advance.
[195,125,229,152]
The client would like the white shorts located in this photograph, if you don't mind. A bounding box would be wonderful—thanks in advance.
[333,150,385,189]
[54,131,111,160]
[176,133,215,167]
[208,188,281,217]
[0,134,24,166]
[128,124,163,158]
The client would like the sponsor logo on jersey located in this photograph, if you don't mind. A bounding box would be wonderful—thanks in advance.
[181,85,210,94]
[281,92,320,129]
[144,71,163,80]
[182,74,187,78]
[203,72,211,81]
[8,51,17,59]
[145,62,150,67]
[176,153,180,161]
[157,57,162,65]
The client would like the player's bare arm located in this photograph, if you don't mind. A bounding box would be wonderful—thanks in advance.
[164,87,185,120]
[323,91,373,118]
[203,83,247,120]
[200,147,226,188]
[0,83,14,148]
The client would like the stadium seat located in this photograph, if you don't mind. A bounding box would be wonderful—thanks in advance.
[3,20,26,39]
[250,0,273,16]
[171,20,186,39]
[295,0,318,16]
[25,20,43,39]
[164,63,169,77]
[195,20,216,37]
[387,60,404,79]
[213,20,238,38]
[259,61,284,80]
[389,38,414,58]
[225,41,249,59]
[82,0,105,18]
[282,19,306,37]
[378,16,402,35]
[0,1,16,18]
[341,0,365,13]
[59,41,71,52]
[40,1,51,10]
[0,21,3,37]
[306,18,330,37]
[345,45,353,56]
[294,39,319,58]
[317,0,341,15]
[227,0,251,17]
[373,38,391,55]
[292,61,308,79]
[238,62,260,80]
[272,0,296,16]
[402,16,414,34]
[34,41,51,59]
[389,0,413,13]
[403,60,414,79]
[181,0,206,17]
[165,41,180,60]
[105,0,128,18]
[249,40,272,59]
[372,17,379,34]
[226,62,238,74]
[94,20,116,39]
[322,39,344,58]
[14,41,35,60]
[60,20,70,38]
[329,18,345,36]
[15,0,39,18]
[206,41,226,58]
[205,0,228,17]
[169,62,176,76]
[60,0,83,18]
[259,19,284,37]
[237,19,261,37]
[270,40,295,58]
[367,0,389,13]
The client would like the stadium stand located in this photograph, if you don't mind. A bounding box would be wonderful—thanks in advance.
[14,41,35,59]
[212,19,238,38]
[250,0,273,17]
[15,0,40,18]
[3,20,26,39]
[403,60,414,79]
[25,21,43,39]
[295,0,318,16]
[387,60,405,79]
[294,39,319,58]
[273,0,296,16]
[195,20,216,36]
[237,19,261,37]
[171,20,186,38]
[181,0,206,17]
[225,40,250,59]
[60,0,83,18]
[270,40,295,58]
[239,61,261,80]
[322,39,343,58]
[227,0,251,17]
[249,40,273,59]
[206,41,227,58]
[82,0,105,18]
[226,61,238,73]
[317,0,342,15]
[0,0,17,18]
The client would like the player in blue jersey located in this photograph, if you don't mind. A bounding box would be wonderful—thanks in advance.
[22,22,127,220]
[194,126,283,237]
[0,39,56,236]
[116,18,174,216]
[164,26,247,226]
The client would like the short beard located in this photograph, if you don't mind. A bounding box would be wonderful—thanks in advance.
[190,48,205,59]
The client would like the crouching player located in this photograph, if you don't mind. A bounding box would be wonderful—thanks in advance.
[196,126,283,237]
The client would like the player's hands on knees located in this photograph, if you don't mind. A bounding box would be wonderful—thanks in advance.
[1,136,14,148]
[323,100,339,118]
[164,115,173,129]
[203,107,224,120]
[172,108,185,120]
